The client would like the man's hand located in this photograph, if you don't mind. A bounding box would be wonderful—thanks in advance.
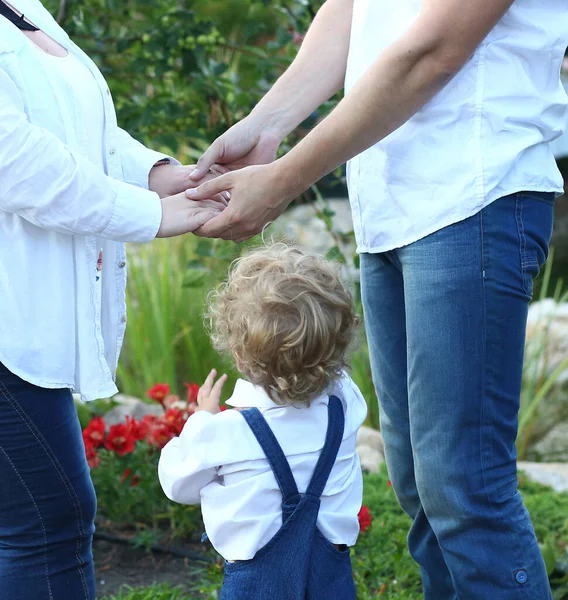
[186,161,297,242]
[157,192,227,238]
[195,369,228,414]
[149,163,227,199]
[188,118,282,183]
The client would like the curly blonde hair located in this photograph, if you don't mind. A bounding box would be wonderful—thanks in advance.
[207,243,358,405]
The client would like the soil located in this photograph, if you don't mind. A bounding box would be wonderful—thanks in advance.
[94,537,212,599]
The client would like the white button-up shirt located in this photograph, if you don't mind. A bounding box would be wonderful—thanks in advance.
[345,0,568,253]
[159,374,367,561]
[0,0,176,400]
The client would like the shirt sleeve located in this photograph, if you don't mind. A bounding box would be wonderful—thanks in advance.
[158,411,232,505]
[0,65,162,242]
[116,127,181,190]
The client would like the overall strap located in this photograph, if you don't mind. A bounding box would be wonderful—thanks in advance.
[0,1,39,31]
[306,395,345,499]
[241,408,300,503]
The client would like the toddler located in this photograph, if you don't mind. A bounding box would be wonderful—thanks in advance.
[158,243,367,600]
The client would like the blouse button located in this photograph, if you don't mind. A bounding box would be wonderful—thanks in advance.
[109,148,116,156]
[118,261,126,268]
[121,315,127,324]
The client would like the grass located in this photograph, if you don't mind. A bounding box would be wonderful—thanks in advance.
[102,468,568,600]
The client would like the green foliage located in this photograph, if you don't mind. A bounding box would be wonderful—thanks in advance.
[104,469,568,600]
[101,584,190,600]
[117,236,251,400]
[42,1,324,161]
[92,443,202,543]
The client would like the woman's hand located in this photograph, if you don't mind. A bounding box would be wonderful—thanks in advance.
[156,192,227,238]
[188,117,282,182]
[149,163,227,199]
[195,369,228,414]
[186,162,298,242]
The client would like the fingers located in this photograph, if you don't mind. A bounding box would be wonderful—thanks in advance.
[198,369,217,400]
[193,211,233,239]
[211,373,228,401]
[189,140,222,181]
[186,173,232,201]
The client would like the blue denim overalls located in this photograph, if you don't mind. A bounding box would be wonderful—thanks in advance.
[219,395,356,600]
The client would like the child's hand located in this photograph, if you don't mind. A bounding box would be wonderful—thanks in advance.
[196,369,228,414]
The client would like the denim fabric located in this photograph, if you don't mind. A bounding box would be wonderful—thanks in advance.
[219,396,356,600]
[360,192,555,599]
[0,363,96,600]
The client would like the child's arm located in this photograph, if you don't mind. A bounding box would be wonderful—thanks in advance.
[158,370,228,504]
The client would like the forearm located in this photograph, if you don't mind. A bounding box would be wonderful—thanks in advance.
[277,37,458,194]
[250,0,354,140]
[275,0,515,193]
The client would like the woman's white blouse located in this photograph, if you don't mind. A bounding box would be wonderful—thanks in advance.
[0,0,176,399]
[158,375,368,562]
[345,0,568,253]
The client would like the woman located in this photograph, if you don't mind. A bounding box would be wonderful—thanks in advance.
[0,1,224,598]
[188,0,568,598]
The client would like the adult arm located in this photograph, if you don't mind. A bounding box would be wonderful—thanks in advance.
[188,0,516,241]
[189,0,354,179]
[0,66,223,240]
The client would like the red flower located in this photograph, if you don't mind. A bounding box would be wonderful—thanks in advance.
[120,468,132,484]
[82,417,106,448]
[148,424,175,449]
[220,405,227,412]
[387,480,392,488]
[129,417,150,442]
[163,408,186,436]
[185,383,200,404]
[147,383,171,405]
[105,422,136,456]
[85,444,100,469]
[358,506,373,533]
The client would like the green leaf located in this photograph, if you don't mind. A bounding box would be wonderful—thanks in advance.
[182,268,207,288]
[326,246,346,264]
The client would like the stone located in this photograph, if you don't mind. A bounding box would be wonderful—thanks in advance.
[532,423,568,462]
[525,299,568,386]
[356,426,385,473]
[518,462,568,493]
[274,199,358,283]
[104,394,163,427]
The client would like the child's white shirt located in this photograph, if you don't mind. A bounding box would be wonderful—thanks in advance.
[158,373,367,561]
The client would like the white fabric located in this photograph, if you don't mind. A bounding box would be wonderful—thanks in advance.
[158,374,367,561]
[0,0,178,400]
[345,0,568,253]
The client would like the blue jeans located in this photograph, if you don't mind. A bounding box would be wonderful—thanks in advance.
[360,192,555,600]
[0,363,96,599]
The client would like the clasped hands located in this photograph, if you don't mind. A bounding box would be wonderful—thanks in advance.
[152,118,299,242]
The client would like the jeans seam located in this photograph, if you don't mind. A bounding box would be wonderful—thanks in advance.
[0,443,54,600]
[514,195,532,296]
[0,380,90,599]
[479,203,534,595]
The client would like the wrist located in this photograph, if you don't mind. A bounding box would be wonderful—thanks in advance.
[270,154,312,202]
[247,108,289,145]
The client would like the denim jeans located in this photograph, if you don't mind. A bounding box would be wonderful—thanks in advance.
[0,363,96,600]
[360,192,555,599]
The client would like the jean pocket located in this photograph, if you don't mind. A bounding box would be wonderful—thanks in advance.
[515,194,555,298]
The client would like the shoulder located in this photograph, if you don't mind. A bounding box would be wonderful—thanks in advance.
[0,21,26,55]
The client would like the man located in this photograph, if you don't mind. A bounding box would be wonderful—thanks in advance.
[187,1,568,597]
